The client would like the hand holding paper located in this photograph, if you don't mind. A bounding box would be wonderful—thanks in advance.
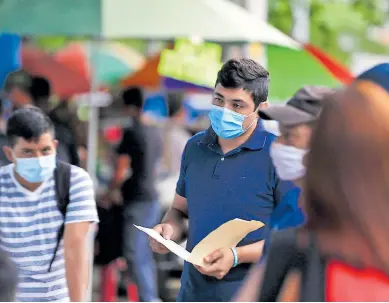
[194,247,235,280]
[149,223,175,254]
[138,218,264,267]
[135,224,191,260]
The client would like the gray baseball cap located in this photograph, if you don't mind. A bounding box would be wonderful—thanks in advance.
[259,86,336,126]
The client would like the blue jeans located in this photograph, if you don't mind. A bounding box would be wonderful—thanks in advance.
[123,201,161,302]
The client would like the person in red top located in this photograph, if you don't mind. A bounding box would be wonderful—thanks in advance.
[235,63,389,301]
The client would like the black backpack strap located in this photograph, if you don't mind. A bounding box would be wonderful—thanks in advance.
[49,160,71,272]
[300,233,325,302]
[258,229,306,301]
[258,229,325,302]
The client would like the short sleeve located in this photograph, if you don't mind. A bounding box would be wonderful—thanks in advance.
[65,166,99,224]
[116,129,136,155]
[273,168,298,207]
[175,142,189,198]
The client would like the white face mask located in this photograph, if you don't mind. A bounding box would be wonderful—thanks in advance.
[270,142,308,181]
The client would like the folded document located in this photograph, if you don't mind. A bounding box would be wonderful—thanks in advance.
[134,218,264,266]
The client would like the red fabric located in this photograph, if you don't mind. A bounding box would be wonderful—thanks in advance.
[304,44,355,85]
[100,263,118,302]
[326,260,389,301]
[104,126,122,144]
[54,43,90,81]
[21,46,90,98]
[127,282,139,302]
[100,260,139,302]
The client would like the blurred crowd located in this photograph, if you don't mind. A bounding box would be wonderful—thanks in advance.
[1,56,389,302]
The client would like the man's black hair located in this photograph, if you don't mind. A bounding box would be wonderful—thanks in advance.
[6,106,55,147]
[0,248,17,301]
[215,58,270,107]
[122,87,144,109]
[30,76,51,100]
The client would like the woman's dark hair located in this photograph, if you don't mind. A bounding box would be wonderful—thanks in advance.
[215,58,269,107]
[304,80,389,267]
[6,106,55,146]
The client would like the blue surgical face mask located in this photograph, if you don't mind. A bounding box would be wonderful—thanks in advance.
[208,105,257,139]
[14,154,57,183]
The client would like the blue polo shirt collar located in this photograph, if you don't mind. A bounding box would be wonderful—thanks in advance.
[199,121,267,151]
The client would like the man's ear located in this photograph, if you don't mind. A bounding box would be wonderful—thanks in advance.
[54,139,59,149]
[3,146,14,163]
[258,101,269,110]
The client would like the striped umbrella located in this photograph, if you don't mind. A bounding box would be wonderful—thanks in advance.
[54,42,145,86]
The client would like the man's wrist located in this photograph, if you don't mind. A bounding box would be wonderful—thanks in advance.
[235,241,264,264]
[231,247,239,267]
[160,219,182,242]
[162,208,188,241]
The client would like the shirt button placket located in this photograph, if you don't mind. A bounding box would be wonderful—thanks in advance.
[212,156,225,178]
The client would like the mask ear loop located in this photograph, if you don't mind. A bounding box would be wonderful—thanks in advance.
[243,111,259,132]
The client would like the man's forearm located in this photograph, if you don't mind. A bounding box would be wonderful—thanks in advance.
[236,240,264,264]
[162,207,188,242]
[65,247,89,301]
[109,155,129,190]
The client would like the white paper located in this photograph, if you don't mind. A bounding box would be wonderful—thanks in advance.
[135,218,264,266]
[133,225,190,261]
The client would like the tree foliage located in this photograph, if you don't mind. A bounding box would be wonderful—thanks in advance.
[269,0,388,63]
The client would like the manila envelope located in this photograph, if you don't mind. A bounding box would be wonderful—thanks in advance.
[135,218,264,267]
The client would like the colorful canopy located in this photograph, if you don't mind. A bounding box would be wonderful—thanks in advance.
[121,42,353,99]
[120,53,212,92]
[22,46,90,97]
[0,0,299,48]
[54,42,144,85]
[267,44,354,103]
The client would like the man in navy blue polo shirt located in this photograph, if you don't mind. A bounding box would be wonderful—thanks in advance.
[150,58,295,302]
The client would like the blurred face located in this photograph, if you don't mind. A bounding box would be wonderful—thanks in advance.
[173,107,186,123]
[212,84,268,130]
[276,123,313,150]
[3,132,58,185]
[8,88,32,109]
[4,132,57,163]
[270,123,312,184]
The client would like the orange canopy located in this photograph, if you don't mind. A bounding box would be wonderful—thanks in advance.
[120,54,161,89]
